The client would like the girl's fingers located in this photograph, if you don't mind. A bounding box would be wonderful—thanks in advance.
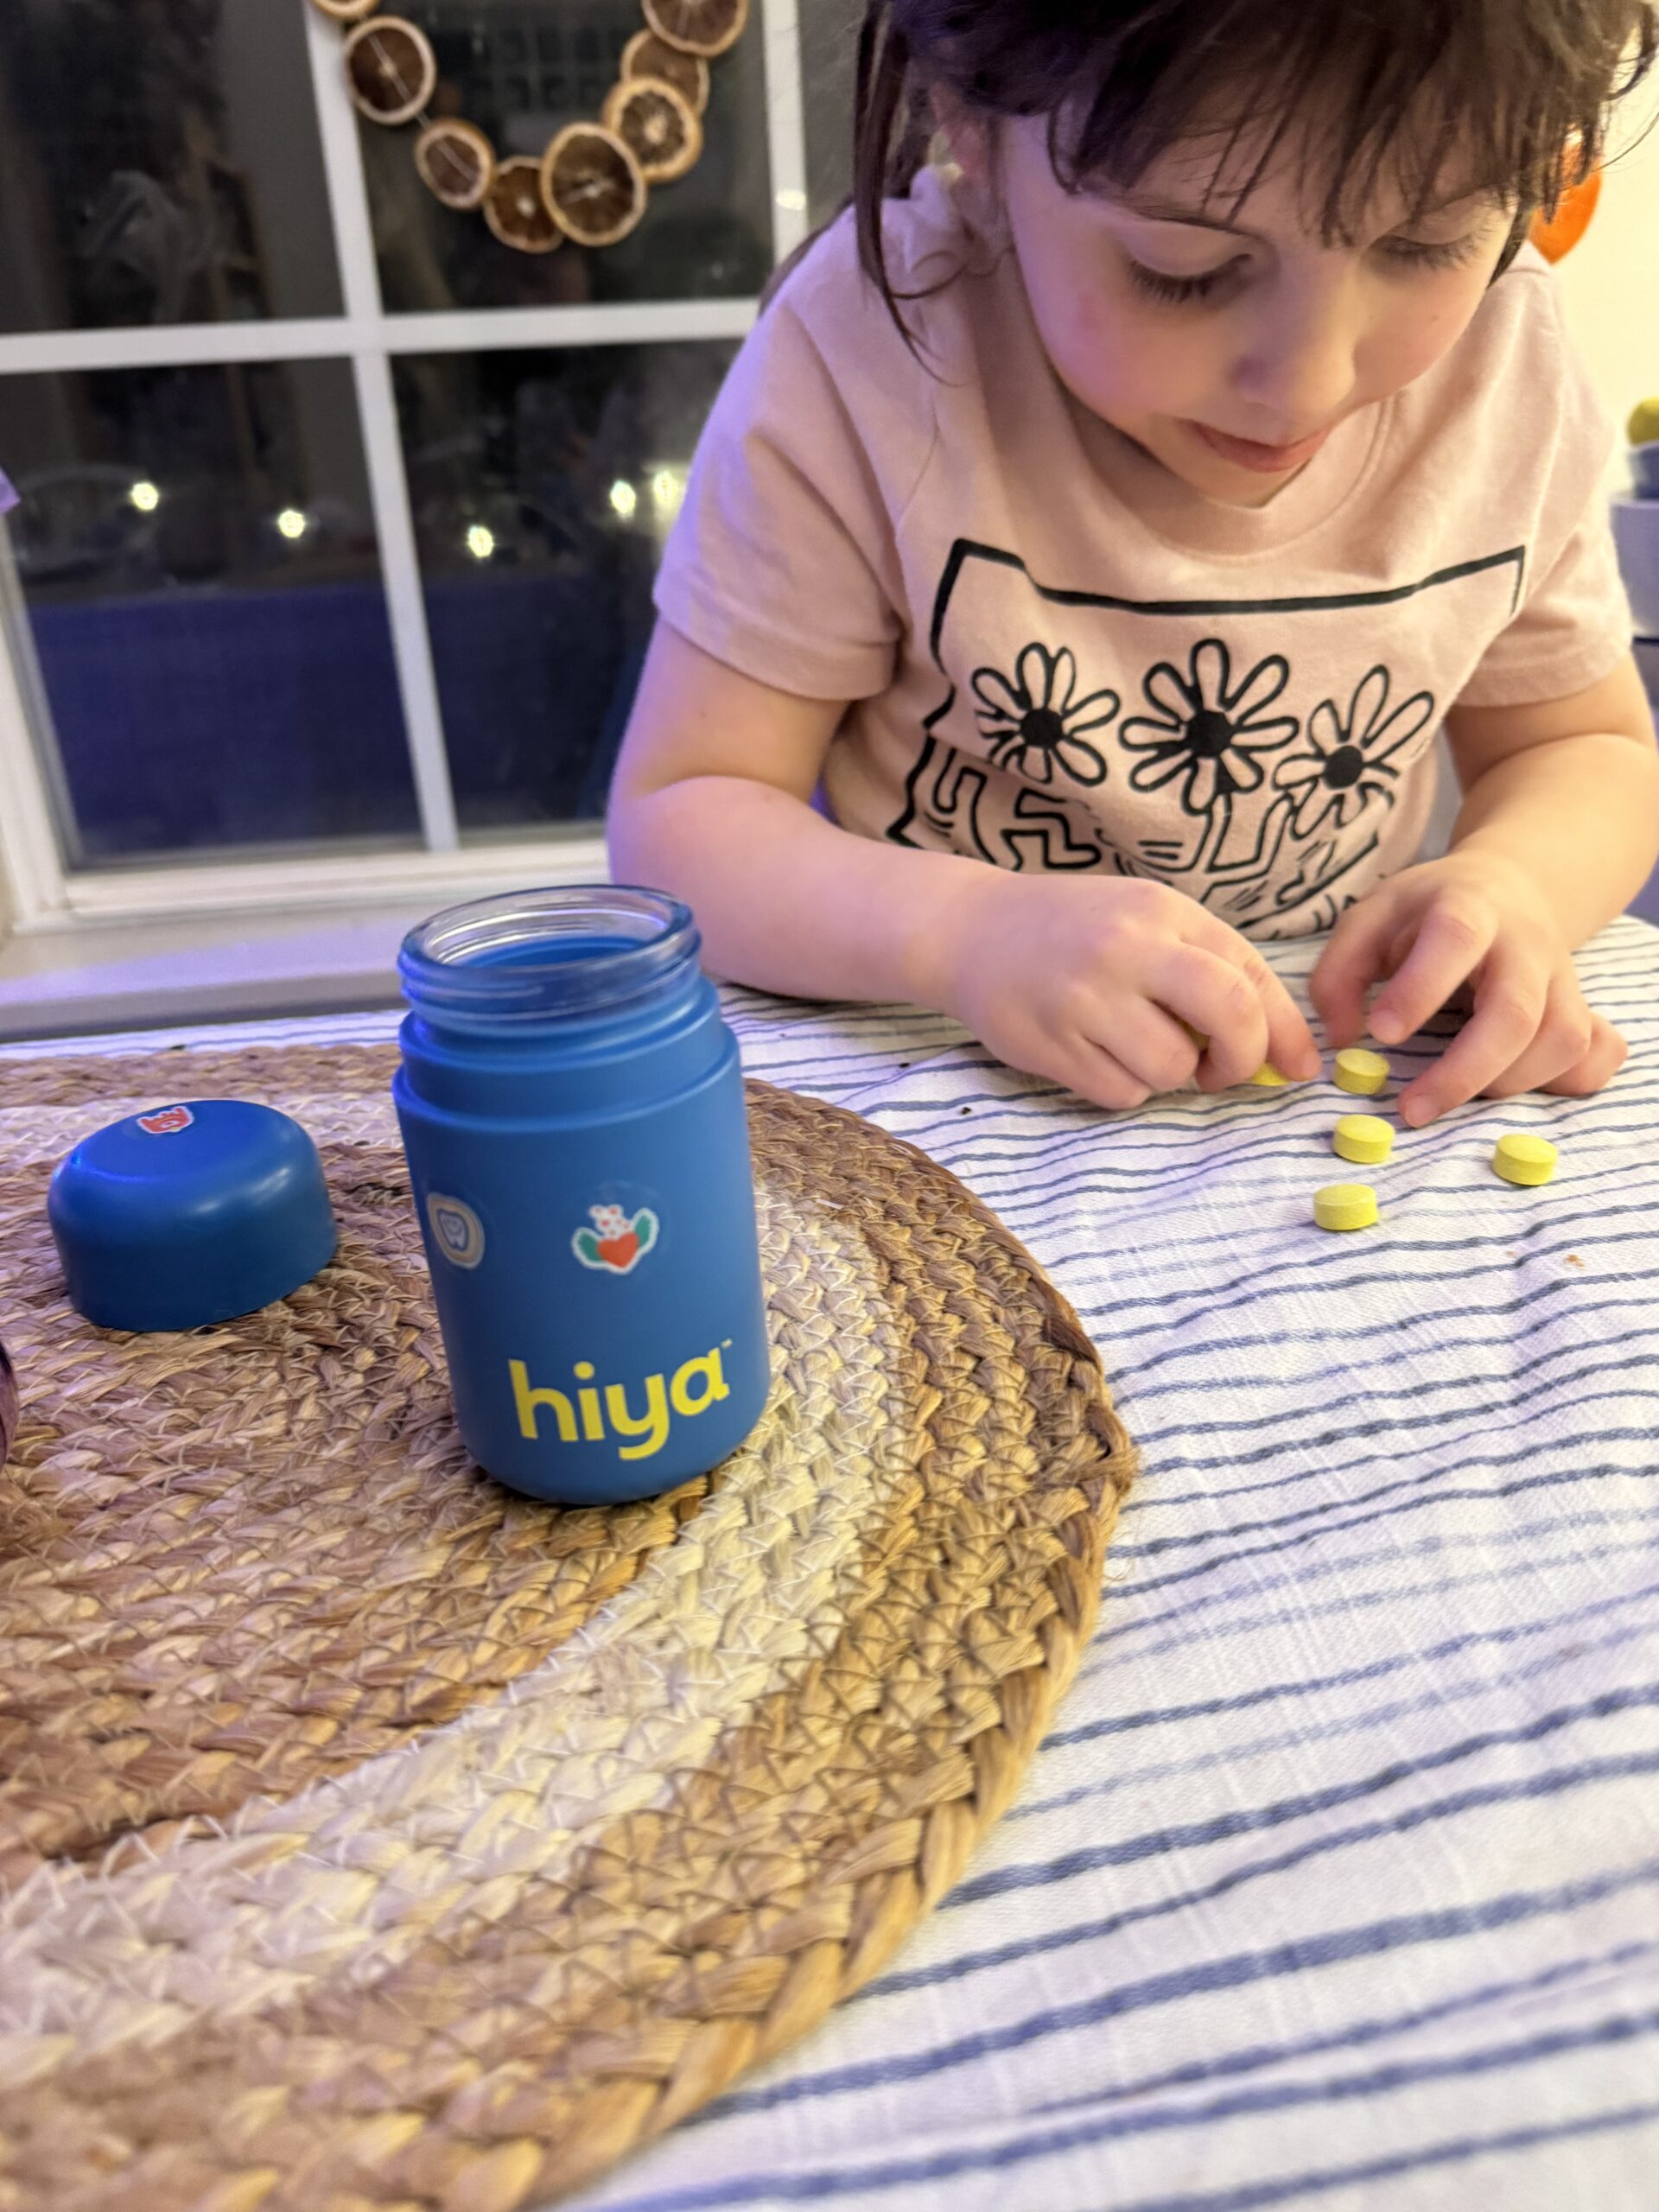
[1059,1036,1159,1114]
[1367,894,1497,1046]
[1479,978,1598,1099]
[1151,944,1272,1089]
[1396,945,1548,1125]
[1535,1014,1628,1099]
[1167,925,1327,1079]
[1240,948,1325,1084]
[1079,1001,1202,1096]
[1309,893,1402,1049]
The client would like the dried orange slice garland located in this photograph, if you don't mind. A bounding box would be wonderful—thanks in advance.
[603,78,703,186]
[621,29,710,118]
[315,0,749,253]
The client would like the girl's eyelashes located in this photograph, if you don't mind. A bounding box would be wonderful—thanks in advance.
[1376,231,1486,271]
[1124,257,1236,305]
[1123,230,1489,305]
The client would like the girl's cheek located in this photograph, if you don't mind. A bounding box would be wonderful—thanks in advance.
[1048,286,1177,412]
[1368,272,1491,395]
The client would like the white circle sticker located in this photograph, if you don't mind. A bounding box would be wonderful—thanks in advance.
[426,1192,485,1268]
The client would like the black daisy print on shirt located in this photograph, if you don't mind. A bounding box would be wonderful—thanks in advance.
[1119,640,1300,817]
[970,643,1118,786]
[1273,665,1436,836]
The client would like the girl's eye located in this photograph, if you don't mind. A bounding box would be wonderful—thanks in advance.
[1125,257,1236,306]
[1378,232,1484,272]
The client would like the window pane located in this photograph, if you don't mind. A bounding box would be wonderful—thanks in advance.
[0,359,419,866]
[0,0,340,334]
[364,2,772,312]
[394,340,737,831]
[802,0,861,227]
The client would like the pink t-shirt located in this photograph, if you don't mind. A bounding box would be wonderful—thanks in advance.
[654,173,1633,938]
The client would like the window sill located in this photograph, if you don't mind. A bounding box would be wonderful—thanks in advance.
[0,900,436,1040]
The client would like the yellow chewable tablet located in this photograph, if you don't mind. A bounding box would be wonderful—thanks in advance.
[1493,1133,1558,1186]
[1332,1115,1393,1166]
[1249,1064,1289,1087]
[1334,1047,1389,1096]
[1314,1182,1379,1231]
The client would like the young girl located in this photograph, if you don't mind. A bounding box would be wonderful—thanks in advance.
[609,0,1659,1127]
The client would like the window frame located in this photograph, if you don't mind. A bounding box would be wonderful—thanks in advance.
[0,0,806,932]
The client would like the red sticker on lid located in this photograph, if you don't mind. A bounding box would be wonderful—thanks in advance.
[137,1105,194,1135]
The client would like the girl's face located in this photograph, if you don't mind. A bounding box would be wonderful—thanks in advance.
[988,114,1512,507]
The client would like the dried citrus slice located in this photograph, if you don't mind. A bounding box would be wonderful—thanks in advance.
[601,78,702,185]
[621,29,710,115]
[308,0,383,21]
[541,124,647,249]
[640,0,749,60]
[415,118,495,209]
[482,156,563,254]
[342,16,436,126]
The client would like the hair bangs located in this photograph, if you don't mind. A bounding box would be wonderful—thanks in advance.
[853,1,1656,344]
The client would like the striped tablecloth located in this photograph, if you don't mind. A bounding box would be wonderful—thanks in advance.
[7,916,1657,2212]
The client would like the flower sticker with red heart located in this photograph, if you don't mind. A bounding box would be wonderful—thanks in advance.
[572,1202,658,1275]
[137,1105,194,1135]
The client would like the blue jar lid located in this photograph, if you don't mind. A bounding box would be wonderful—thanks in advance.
[48,1100,338,1333]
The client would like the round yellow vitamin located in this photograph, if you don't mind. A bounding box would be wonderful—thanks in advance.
[1493,1133,1558,1187]
[1334,1047,1389,1096]
[1249,1064,1289,1087]
[1313,1183,1379,1232]
[1332,1115,1393,1166]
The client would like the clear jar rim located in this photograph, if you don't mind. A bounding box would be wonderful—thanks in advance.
[398,886,699,1022]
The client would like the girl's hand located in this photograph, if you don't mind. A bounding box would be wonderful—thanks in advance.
[939,872,1322,1110]
[1309,850,1628,1126]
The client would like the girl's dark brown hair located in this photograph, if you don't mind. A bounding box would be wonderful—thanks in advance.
[851,0,1657,335]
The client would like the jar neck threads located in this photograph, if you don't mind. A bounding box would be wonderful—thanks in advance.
[398,887,699,1032]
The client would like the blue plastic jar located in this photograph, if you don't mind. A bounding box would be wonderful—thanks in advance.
[394,887,771,1504]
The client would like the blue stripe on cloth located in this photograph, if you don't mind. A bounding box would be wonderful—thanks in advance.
[698,1853,1659,2124]
[1049,1574,1659,1749]
[623,2076,1659,2209]
[1088,1515,1659,1658]
[1117,1454,1657,1599]
[862,1763,1659,2009]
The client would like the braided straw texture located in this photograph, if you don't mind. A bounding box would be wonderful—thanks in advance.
[0,1046,1135,2212]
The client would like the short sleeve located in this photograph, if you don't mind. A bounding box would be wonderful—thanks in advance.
[1456,287,1634,709]
[652,242,935,703]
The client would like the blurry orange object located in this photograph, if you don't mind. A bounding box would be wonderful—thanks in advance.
[1531,168,1602,263]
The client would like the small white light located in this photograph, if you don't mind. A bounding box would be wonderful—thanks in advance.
[608,479,638,520]
[651,467,685,517]
[276,507,307,540]
[775,188,807,213]
[466,523,495,561]
[129,480,160,512]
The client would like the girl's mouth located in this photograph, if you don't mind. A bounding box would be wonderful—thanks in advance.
[1189,422,1332,474]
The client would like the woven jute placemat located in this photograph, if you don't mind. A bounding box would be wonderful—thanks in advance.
[0,1044,1135,2212]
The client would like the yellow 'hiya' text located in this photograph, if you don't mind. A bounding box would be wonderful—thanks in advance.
[509,1348,729,1460]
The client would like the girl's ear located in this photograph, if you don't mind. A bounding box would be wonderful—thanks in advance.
[931,86,990,188]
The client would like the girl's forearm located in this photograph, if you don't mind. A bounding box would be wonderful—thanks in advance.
[607,773,988,1009]
[1451,729,1659,945]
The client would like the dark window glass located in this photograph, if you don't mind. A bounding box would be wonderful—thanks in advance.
[0,359,418,865]
[393,340,738,832]
[802,0,861,228]
[0,0,341,333]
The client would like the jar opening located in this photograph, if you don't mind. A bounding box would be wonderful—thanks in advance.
[399,886,699,1022]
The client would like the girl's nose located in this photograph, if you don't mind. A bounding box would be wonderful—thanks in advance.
[1227,286,1359,437]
